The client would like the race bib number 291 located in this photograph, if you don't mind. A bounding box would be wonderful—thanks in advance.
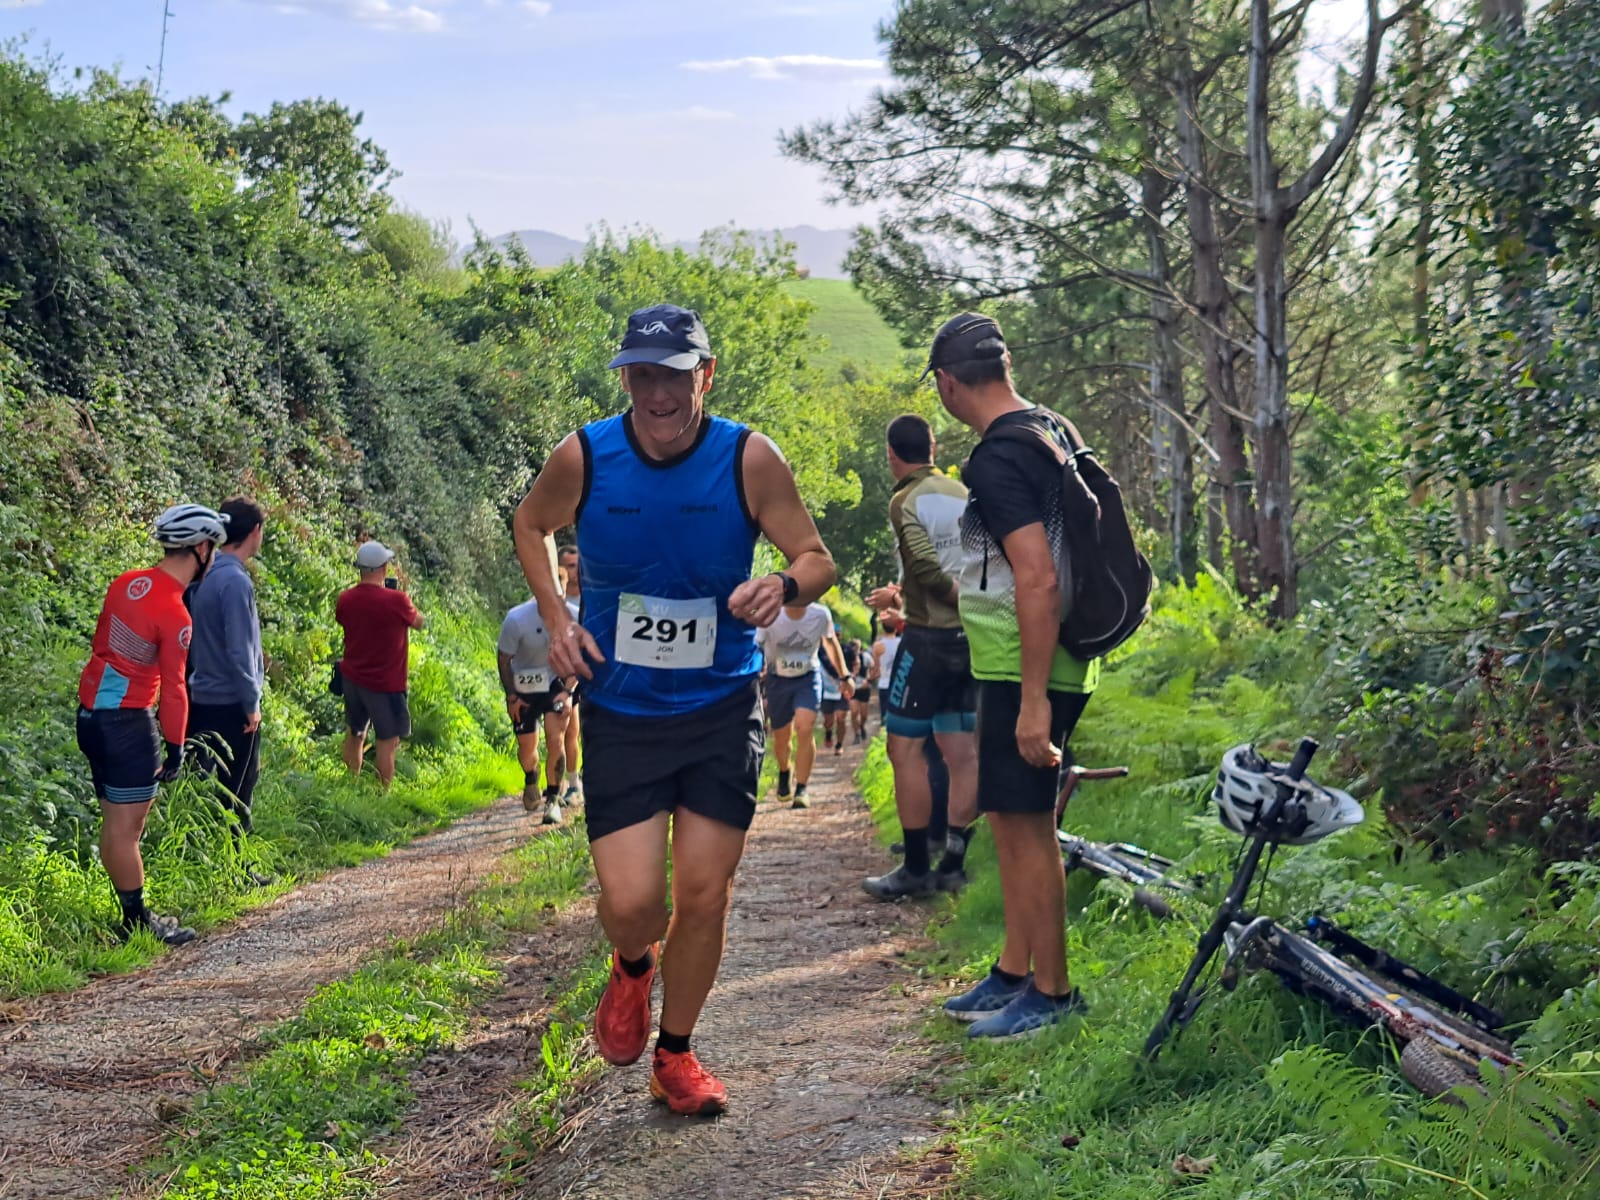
[614,593,717,670]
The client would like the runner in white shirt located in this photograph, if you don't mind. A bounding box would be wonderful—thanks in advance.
[498,597,572,823]
[756,601,849,808]
[873,613,904,731]
[557,544,584,805]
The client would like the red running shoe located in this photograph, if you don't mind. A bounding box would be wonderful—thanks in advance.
[649,1048,728,1116]
[593,947,655,1066]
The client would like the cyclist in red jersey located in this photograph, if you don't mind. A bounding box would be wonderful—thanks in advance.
[77,503,228,945]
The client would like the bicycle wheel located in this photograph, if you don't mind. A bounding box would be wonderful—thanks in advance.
[1401,1037,1487,1101]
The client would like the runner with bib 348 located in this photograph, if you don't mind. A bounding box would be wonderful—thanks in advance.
[512,304,837,1117]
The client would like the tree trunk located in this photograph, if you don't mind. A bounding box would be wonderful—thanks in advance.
[1248,0,1297,618]
[1143,165,1196,583]
[1171,2,1257,595]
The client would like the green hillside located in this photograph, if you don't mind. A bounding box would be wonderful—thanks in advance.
[784,277,910,375]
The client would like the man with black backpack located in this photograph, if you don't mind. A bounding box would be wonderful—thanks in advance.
[926,312,1148,1040]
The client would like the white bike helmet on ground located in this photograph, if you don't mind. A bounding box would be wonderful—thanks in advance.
[1214,743,1363,846]
[153,503,229,548]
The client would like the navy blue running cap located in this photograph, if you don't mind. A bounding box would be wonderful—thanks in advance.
[920,312,1007,380]
[608,304,714,371]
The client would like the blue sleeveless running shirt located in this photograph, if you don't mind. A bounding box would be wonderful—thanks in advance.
[575,412,762,717]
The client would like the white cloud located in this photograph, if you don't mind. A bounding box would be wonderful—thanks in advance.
[518,0,552,13]
[680,54,883,82]
[250,0,447,34]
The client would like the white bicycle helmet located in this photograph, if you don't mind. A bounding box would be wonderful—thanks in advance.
[153,503,229,548]
[1213,743,1364,846]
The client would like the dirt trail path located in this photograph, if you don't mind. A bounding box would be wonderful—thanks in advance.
[0,795,535,1200]
[381,741,946,1200]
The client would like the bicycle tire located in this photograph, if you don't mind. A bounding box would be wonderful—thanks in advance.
[1132,888,1173,919]
[1401,1036,1485,1101]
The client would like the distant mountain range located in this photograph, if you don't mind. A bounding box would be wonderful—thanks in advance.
[488,225,858,280]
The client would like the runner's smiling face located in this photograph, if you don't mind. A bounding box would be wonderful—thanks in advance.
[621,360,716,459]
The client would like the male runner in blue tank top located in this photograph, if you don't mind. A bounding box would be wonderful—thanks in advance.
[512,304,837,1117]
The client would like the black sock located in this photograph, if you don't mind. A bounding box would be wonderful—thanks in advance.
[543,785,559,800]
[795,782,807,797]
[524,768,538,788]
[778,769,791,793]
[937,825,973,873]
[656,1027,691,1055]
[618,948,654,978]
[115,886,144,921]
[901,826,930,876]
[992,963,1026,986]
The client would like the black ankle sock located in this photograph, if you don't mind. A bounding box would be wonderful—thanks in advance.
[656,1027,691,1055]
[992,963,1026,987]
[116,886,144,921]
[618,948,654,978]
[524,769,538,788]
[901,826,930,876]
[778,769,791,793]
[795,782,807,797]
[937,825,973,873]
[543,785,559,800]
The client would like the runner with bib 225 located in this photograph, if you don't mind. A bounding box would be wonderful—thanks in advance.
[512,304,837,1117]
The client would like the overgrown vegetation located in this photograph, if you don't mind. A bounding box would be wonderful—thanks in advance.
[861,581,1600,1199]
[0,51,892,996]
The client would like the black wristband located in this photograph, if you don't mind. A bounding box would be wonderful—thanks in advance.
[773,572,800,604]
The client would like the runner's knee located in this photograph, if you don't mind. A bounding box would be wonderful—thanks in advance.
[672,872,735,921]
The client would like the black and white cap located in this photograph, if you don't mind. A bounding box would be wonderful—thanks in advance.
[607,305,713,371]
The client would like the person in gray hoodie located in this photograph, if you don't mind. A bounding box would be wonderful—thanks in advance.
[187,496,267,871]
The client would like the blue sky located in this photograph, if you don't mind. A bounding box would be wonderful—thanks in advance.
[2,0,896,241]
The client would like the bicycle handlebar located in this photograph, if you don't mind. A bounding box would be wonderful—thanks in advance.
[1285,737,1319,782]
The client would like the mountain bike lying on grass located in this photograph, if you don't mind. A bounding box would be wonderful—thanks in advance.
[1054,742,1522,1098]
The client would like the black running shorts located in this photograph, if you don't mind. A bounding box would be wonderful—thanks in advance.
[580,680,765,843]
[344,682,412,741]
[510,688,569,736]
[885,625,977,738]
[76,706,160,804]
[975,681,1090,815]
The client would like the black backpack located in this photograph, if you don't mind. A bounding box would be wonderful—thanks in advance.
[978,409,1153,661]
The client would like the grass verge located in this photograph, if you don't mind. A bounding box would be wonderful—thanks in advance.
[860,584,1600,1199]
[141,821,594,1199]
[0,751,523,998]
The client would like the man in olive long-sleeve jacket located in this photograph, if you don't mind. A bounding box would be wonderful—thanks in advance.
[862,414,981,900]
[187,497,267,857]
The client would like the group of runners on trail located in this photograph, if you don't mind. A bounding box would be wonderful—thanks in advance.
[75,301,1101,1116]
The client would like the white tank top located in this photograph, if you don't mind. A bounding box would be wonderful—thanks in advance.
[878,634,901,685]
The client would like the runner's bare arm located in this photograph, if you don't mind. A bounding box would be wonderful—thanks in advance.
[822,634,853,696]
[728,433,836,628]
[513,435,604,679]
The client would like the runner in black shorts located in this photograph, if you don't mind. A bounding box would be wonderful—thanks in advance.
[511,304,839,1116]
[499,566,572,824]
[864,414,980,899]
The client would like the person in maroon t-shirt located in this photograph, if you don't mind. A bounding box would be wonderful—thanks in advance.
[336,541,426,786]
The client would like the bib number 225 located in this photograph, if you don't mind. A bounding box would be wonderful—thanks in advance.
[614,593,717,670]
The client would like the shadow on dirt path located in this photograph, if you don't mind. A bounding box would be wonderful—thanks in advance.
[0,795,536,1200]
[386,739,947,1200]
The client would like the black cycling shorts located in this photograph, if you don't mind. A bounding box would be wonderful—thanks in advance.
[510,688,569,736]
[344,682,412,741]
[76,706,160,804]
[885,625,977,738]
[975,681,1090,815]
[580,681,764,843]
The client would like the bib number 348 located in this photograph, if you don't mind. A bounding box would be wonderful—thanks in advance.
[614,593,717,670]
